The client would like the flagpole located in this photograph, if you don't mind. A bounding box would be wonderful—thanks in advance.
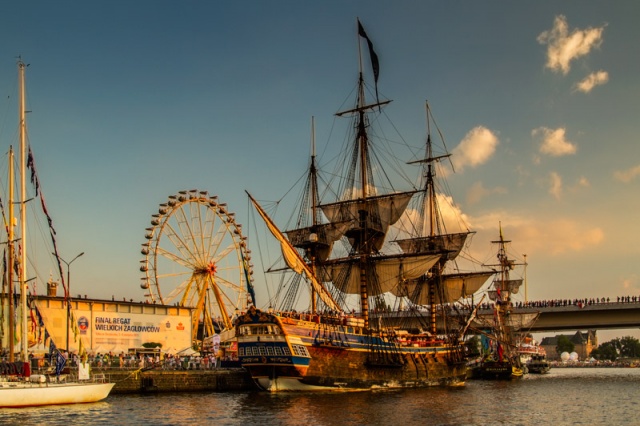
[356,18,364,82]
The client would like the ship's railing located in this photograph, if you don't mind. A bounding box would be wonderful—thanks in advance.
[277,311,367,333]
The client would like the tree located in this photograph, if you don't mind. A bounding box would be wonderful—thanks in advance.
[590,341,618,361]
[556,335,574,355]
[465,335,481,358]
[589,336,640,361]
[619,336,640,358]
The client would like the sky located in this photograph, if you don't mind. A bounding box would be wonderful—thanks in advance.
[1,1,639,342]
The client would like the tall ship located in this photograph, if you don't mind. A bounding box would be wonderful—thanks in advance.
[470,227,538,379]
[237,21,493,391]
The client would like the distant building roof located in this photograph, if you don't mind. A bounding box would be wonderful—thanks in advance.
[541,330,597,346]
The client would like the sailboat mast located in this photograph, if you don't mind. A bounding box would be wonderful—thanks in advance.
[18,59,28,362]
[7,147,15,362]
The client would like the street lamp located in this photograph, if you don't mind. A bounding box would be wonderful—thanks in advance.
[54,251,85,352]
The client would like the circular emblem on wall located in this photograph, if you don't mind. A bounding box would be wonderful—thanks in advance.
[77,316,89,334]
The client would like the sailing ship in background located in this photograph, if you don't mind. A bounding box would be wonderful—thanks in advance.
[0,59,113,407]
[237,20,494,391]
[469,226,538,379]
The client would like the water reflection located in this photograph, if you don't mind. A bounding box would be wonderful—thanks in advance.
[3,369,639,425]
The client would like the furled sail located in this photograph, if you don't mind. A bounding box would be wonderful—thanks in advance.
[394,231,471,261]
[488,279,524,301]
[285,221,352,262]
[503,278,523,294]
[477,311,539,332]
[247,191,341,312]
[506,312,539,330]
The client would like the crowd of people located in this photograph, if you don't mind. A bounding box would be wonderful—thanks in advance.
[25,350,221,371]
[477,295,640,311]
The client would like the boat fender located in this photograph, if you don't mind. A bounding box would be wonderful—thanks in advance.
[30,374,46,383]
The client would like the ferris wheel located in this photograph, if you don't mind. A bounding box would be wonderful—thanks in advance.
[140,190,253,344]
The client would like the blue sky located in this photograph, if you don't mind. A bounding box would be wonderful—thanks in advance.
[1,2,639,340]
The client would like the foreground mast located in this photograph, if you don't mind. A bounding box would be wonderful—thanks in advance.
[0,58,115,408]
[18,59,28,362]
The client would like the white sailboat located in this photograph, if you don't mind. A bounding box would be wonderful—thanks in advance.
[0,59,114,407]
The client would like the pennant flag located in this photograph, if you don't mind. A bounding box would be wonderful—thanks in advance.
[49,338,57,364]
[27,146,40,196]
[44,328,51,349]
[357,19,380,101]
[55,350,67,377]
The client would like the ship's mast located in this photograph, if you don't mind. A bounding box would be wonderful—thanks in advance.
[419,102,452,336]
[355,29,371,328]
[7,147,15,362]
[491,223,520,365]
[309,116,318,313]
[425,103,439,335]
[18,59,28,362]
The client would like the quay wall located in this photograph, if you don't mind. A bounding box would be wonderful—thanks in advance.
[98,368,255,394]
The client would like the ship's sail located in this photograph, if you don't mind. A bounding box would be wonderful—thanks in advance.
[488,279,524,301]
[247,191,341,312]
[323,252,441,296]
[282,117,354,264]
[319,191,417,252]
[478,311,539,331]
[285,222,351,263]
[486,226,526,304]
[394,271,494,304]
[394,232,469,261]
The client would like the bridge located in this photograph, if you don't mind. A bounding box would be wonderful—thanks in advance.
[504,302,640,332]
[376,302,640,333]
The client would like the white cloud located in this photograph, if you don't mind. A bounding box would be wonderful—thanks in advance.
[575,70,609,93]
[614,165,640,183]
[537,15,605,75]
[451,126,499,172]
[393,193,470,240]
[533,127,577,157]
[575,176,590,189]
[549,171,563,200]
[470,214,604,257]
[621,274,640,293]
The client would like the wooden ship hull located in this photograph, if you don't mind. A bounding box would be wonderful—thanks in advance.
[237,309,466,391]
